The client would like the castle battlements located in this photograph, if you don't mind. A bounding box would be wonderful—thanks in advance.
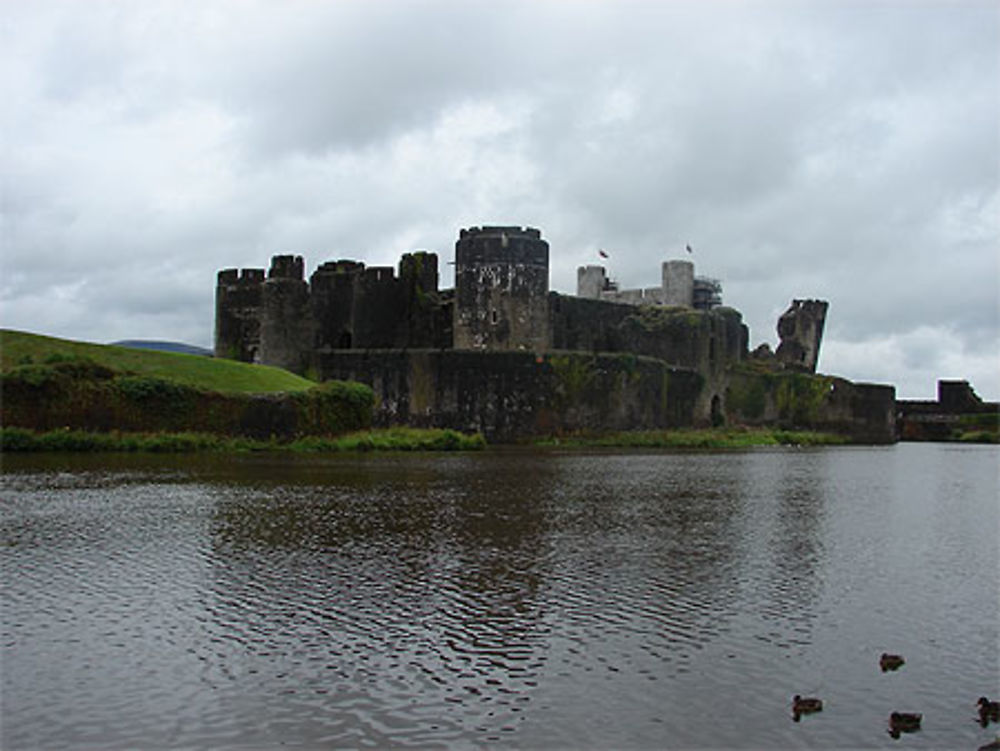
[215,225,746,372]
[268,255,304,280]
[217,267,265,285]
[459,225,543,240]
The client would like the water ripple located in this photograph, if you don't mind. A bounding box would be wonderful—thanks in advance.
[3,446,997,749]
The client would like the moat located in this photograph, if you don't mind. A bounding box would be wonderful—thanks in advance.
[2,444,997,749]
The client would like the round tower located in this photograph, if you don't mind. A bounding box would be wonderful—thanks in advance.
[453,226,550,351]
[259,254,314,374]
[662,260,694,307]
[577,265,608,299]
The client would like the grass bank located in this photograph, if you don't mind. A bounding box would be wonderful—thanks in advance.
[1,361,374,439]
[1,427,486,454]
[533,428,849,449]
[1,330,375,439]
[1,329,313,393]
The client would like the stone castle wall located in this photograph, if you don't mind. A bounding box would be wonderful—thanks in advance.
[316,349,703,441]
[896,380,998,441]
[725,370,896,443]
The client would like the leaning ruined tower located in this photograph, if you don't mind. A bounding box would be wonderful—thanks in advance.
[453,226,550,351]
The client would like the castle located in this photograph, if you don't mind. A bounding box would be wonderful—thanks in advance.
[216,225,751,374]
[215,225,893,441]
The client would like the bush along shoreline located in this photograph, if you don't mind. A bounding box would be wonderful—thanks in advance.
[1,427,487,453]
[532,428,849,449]
[1,356,374,440]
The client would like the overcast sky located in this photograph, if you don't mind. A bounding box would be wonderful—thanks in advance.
[2,0,997,399]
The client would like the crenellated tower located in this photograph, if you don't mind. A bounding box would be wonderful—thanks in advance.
[453,226,550,351]
[215,267,265,362]
[259,255,313,374]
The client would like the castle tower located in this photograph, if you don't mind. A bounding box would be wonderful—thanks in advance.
[310,260,365,351]
[776,299,828,373]
[215,267,265,362]
[662,260,694,307]
[259,254,313,374]
[453,226,550,351]
[398,251,444,347]
[399,251,439,294]
[351,265,401,348]
[577,265,609,299]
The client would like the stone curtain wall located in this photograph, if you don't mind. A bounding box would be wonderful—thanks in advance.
[316,349,703,441]
[725,369,896,443]
[896,380,999,442]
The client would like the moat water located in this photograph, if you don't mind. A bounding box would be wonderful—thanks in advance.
[2,444,997,749]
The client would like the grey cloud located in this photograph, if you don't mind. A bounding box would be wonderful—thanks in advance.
[2,0,997,398]
[207,2,595,156]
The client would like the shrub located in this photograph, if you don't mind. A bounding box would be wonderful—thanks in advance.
[116,375,196,403]
[957,430,999,444]
[295,380,374,435]
[0,427,37,451]
[42,354,117,380]
[2,364,64,389]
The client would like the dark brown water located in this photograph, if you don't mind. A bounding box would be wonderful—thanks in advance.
[2,444,997,749]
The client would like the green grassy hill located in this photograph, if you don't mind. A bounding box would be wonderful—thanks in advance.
[1,330,489,452]
[1,329,313,394]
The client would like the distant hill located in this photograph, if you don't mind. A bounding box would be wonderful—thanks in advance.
[111,340,213,357]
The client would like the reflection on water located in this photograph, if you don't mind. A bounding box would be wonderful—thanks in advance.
[2,445,998,749]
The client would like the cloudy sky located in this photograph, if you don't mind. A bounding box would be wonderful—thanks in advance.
[2,0,997,399]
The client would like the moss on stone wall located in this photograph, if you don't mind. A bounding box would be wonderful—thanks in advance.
[775,372,834,424]
[661,370,671,416]
[723,368,894,443]
[548,354,597,407]
[726,370,833,426]
[407,354,435,416]
[319,349,703,440]
[726,376,768,420]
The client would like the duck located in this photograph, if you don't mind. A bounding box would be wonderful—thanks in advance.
[793,695,823,715]
[889,712,922,732]
[879,652,905,671]
[979,697,1000,724]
